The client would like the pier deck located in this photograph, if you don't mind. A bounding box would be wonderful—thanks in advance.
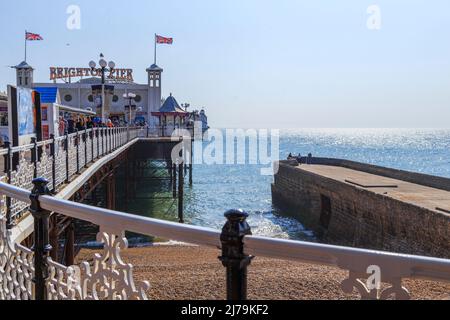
[298,164,450,215]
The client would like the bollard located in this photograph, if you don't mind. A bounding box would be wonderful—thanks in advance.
[30,177,52,300]
[219,209,253,300]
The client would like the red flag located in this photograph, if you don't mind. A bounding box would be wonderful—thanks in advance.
[156,35,173,44]
[26,32,43,41]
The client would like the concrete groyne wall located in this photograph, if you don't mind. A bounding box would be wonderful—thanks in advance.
[271,159,450,258]
[296,156,450,192]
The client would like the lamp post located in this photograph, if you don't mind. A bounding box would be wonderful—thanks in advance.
[89,55,115,123]
[123,92,136,140]
[123,92,137,125]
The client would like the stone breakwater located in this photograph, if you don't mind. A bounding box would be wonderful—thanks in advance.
[271,157,450,259]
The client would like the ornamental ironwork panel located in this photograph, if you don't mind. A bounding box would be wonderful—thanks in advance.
[55,142,67,188]
[67,136,77,177]
[36,146,54,189]
[9,153,34,221]
[92,135,98,159]
[340,270,410,300]
[45,231,149,300]
[86,135,93,164]
[78,138,86,169]
[0,207,34,300]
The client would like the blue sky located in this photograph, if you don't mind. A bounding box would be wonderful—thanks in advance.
[0,0,449,128]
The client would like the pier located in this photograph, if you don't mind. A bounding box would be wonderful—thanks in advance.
[0,132,450,300]
[272,157,450,258]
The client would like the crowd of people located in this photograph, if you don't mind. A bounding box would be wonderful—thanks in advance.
[58,114,147,136]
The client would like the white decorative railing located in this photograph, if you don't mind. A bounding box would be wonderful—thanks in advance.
[0,179,449,300]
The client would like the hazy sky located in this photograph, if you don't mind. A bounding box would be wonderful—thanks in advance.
[0,0,449,128]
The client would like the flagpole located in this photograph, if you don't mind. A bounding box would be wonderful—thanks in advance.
[154,33,157,65]
[24,30,27,62]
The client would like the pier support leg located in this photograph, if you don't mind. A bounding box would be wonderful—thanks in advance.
[219,209,253,300]
[125,156,130,208]
[168,160,173,184]
[106,173,116,210]
[49,215,58,262]
[178,162,184,223]
[65,221,75,266]
[172,163,177,198]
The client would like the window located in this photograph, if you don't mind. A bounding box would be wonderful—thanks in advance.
[64,94,72,102]
[19,77,22,86]
[88,95,94,102]
[112,95,119,102]
[156,80,160,87]
[134,95,142,103]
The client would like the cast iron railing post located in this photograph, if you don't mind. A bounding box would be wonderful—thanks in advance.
[91,129,94,163]
[84,128,88,167]
[4,141,12,228]
[30,177,52,300]
[50,134,56,193]
[189,137,193,185]
[97,128,100,159]
[109,128,113,152]
[65,132,69,183]
[172,162,177,198]
[75,129,80,174]
[31,137,38,178]
[106,128,109,154]
[219,209,253,300]
[111,128,114,150]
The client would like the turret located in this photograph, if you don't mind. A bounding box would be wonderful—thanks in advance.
[146,64,163,125]
[13,61,34,88]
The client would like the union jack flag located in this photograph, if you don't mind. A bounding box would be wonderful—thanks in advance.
[156,35,173,44]
[26,32,43,41]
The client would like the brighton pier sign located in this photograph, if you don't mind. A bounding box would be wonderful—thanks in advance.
[49,67,134,82]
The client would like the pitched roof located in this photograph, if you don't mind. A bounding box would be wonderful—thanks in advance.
[146,64,163,72]
[14,61,33,69]
[34,87,58,103]
[159,94,186,113]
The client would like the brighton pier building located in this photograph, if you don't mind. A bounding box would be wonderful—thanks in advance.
[9,60,208,136]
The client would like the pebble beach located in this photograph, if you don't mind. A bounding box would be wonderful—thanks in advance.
[77,245,450,300]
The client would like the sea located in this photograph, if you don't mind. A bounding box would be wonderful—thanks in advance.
[119,128,450,243]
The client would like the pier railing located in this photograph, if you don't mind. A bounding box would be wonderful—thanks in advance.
[1,179,450,300]
[0,126,144,228]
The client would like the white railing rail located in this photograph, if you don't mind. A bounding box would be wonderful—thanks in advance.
[1,180,450,300]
